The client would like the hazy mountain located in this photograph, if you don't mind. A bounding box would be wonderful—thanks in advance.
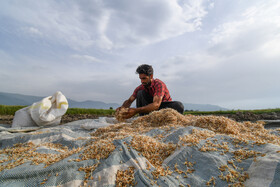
[183,103,228,111]
[0,92,120,109]
[67,99,120,109]
[0,92,43,106]
[0,92,228,111]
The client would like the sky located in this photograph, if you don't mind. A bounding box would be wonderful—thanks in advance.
[0,0,280,110]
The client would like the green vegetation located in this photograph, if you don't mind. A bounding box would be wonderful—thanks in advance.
[1,104,280,116]
[0,105,115,116]
[66,108,115,116]
[0,105,26,115]
[184,108,280,115]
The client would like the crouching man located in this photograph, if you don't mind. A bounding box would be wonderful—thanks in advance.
[117,64,184,119]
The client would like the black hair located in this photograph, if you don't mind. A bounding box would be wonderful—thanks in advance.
[136,64,153,76]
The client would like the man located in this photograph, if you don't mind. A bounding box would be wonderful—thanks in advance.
[117,64,184,119]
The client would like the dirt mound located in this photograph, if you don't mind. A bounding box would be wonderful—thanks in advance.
[0,115,13,125]
[220,111,280,122]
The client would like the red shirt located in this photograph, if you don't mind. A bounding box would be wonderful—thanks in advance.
[132,79,172,102]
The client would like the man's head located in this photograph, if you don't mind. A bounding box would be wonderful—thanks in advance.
[136,64,154,87]
[136,64,153,76]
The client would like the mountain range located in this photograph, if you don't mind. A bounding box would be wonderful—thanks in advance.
[0,92,120,109]
[0,92,228,111]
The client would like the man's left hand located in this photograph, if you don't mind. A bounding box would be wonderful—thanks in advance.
[123,108,137,119]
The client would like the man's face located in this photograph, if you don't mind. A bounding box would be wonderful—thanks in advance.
[139,73,153,87]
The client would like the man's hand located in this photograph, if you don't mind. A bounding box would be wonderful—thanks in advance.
[122,108,137,119]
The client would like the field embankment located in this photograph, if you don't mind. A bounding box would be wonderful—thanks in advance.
[185,108,280,122]
[1,105,280,125]
[0,105,115,125]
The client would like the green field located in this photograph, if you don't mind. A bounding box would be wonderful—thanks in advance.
[0,105,25,115]
[1,104,280,116]
[0,105,115,116]
[184,108,280,115]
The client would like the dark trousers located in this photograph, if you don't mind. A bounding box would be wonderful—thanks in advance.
[136,90,184,115]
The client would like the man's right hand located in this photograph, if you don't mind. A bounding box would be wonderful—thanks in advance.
[122,108,137,119]
[116,107,122,112]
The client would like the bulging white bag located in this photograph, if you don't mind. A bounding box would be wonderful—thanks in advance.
[12,107,38,128]
[12,91,68,128]
[29,91,68,127]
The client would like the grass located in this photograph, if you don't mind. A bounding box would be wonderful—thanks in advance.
[66,108,115,115]
[184,108,280,115]
[0,105,115,116]
[1,104,280,116]
[0,105,26,115]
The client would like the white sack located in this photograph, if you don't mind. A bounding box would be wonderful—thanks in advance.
[30,91,68,127]
[12,107,37,128]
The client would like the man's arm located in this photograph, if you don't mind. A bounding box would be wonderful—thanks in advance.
[121,95,135,108]
[135,95,162,113]
[123,95,163,119]
[116,95,136,112]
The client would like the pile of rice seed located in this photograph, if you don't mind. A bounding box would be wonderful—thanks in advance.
[2,108,280,186]
[115,107,129,122]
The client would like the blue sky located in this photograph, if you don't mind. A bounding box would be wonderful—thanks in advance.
[1,0,280,110]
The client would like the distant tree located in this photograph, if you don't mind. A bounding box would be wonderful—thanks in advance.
[109,107,113,110]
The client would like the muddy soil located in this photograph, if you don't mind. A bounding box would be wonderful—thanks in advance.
[218,112,280,122]
[0,114,113,125]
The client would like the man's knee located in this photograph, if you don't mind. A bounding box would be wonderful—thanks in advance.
[160,101,184,114]
[176,101,184,114]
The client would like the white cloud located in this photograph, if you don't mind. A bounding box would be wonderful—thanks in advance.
[259,34,280,58]
[208,2,214,9]
[148,0,280,109]
[99,0,210,48]
[0,0,211,50]
[180,0,208,29]
[1,0,280,110]
[208,0,280,56]
[155,52,222,82]
[71,54,102,63]
[22,27,43,36]
[0,1,94,49]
